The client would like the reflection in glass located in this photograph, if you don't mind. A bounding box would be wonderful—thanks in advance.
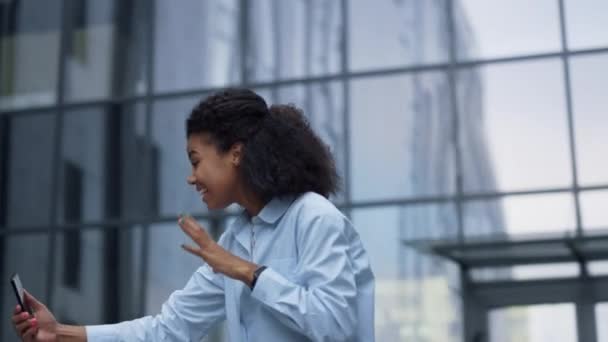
[458,60,571,193]
[570,54,608,186]
[153,0,240,92]
[0,0,61,110]
[64,0,148,101]
[464,193,576,238]
[350,72,456,201]
[49,226,145,325]
[248,0,342,81]
[1,234,50,342]
[6,112,56,226]
[349,0,448,71]
[489,304,577,342]
[352,206,461,341]
[456,0,561,60]
[565,0,608,50]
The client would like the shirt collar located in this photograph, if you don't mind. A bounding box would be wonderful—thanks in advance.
[235,195,295,227]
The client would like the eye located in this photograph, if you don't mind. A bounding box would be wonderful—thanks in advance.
[191,160,199,167]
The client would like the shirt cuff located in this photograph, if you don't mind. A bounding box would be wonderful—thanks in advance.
[250,266,292,304]
[86,324,118,341]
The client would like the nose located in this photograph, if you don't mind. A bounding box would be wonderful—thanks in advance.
[186,174,196,185]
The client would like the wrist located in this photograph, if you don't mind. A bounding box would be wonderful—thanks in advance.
[237,261,258,287]
[56,324,86,342]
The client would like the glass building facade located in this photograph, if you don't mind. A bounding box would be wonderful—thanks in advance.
[1,0,608,341]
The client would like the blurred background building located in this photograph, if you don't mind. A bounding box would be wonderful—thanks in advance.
[1,0,608,341]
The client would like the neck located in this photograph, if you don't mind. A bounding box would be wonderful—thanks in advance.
[238,188,266,217]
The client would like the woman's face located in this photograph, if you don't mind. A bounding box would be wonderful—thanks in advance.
[186,133,241,210]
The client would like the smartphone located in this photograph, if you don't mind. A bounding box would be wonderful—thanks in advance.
[10,274,33,315]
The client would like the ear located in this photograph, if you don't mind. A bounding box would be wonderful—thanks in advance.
[230,143,243,166]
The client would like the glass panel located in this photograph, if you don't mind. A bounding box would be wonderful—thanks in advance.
[58,105,148,223]
[6,112,56,227]
[264,82,346,203]
[350,72,455,202]
[588,261,608,276]
[349,0,449,71]
[352,206,461,341]
[464,193,576,238]
[489,303,578,342]
[455,0,561,60]
[565,0,608,50]
[146,220,226,341]
[51,226,145,324]
[1,234,50,342]
[0,0,61,110]
[581,190,608,231]
[597,303,608,342]
[151,95,208,217]
[153,0,240,92]
[64,0,148,101]
[248,0,342,81]
[470,263,580,282]
[458,60,571,193]
[570,53,608,186]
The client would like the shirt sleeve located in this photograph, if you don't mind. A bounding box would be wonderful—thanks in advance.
[86,257,226,341]
[250,213,358,341]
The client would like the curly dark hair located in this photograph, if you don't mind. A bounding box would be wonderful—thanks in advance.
[186,88,339,201]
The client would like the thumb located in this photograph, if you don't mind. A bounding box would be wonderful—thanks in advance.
[23,290,43,310]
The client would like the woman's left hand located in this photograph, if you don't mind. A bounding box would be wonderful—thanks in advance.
[178,215,258,286]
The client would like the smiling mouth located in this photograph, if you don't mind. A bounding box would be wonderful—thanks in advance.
[197,187,208,198]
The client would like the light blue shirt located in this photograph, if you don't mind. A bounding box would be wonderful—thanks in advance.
[86,192,375,341]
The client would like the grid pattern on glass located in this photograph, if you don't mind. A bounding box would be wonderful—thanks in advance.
[464,193,576,238]
[153,0,240,92]
[350,72,455,201]
[458,59,572,193]
[349,0,449,71]
[247,0,342,81]
[570,53,608,186]
[455,0,561,60]
[352,206,461,341]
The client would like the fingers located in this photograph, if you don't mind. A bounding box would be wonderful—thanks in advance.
[14,305,21,315]
[23,325,38,340]
[181,244,202,257]
[16,317,36,336]
[12,311,30,324]
[178,215,211,247]
[23,290,41,310]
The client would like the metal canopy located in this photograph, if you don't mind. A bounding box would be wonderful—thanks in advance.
[403,229,608,269]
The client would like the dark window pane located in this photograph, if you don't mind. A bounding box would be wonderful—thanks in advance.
[350,72,456,201]
[1,234,49,342]
[52,226,145,324]
[153,0,241,92]
[0,0,62,110]
[455,0,561,60]
[349,0,449,71]
[6,112,56,227]
[58,104,148,223]
[248,0,342,81]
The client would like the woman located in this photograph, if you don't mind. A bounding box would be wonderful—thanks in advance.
[12,88,375,341]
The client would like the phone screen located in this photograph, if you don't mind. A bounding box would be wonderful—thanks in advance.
[10,274,32,315]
